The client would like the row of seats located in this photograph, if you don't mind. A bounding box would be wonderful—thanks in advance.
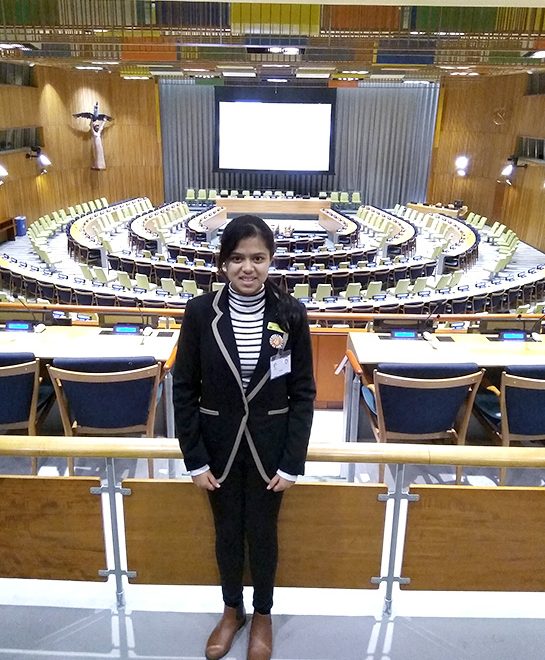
[354,359,545,485]
[5,247,544,315]
[185,188,362,204]
[0,353,163,477]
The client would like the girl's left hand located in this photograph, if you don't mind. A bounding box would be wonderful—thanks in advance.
[267,475,294,492]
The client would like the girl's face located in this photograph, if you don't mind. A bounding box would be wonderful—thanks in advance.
[223,235,272,296]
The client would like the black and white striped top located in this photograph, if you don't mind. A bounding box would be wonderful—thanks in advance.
[228,284,265,390]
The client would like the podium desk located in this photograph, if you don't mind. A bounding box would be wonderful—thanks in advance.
[407,203,463,218]
[217,197,329,215]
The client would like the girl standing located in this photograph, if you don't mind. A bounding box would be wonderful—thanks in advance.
[173,215,316,660]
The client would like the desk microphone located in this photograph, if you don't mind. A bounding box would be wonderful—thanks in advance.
[418,300,444,336]
[422,331,440,349]
[15,295,44,331]
[135,298,147,333]
[530,313,545,342]
[140,325,153,344]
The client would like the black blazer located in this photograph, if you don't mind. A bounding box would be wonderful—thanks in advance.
[173,285,316,482]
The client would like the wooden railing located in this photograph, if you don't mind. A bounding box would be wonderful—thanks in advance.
[2,435,545,468]
[1,436,545,612]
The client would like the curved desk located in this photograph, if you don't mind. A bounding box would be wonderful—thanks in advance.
[408,203,467,218]
[216,197,330,215]
[186,206,227,242]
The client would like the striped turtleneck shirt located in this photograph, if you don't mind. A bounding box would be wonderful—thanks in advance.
[228,284,266,390]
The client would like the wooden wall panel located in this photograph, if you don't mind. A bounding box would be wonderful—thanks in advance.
[124,480,386,589]
[402,486,545,591]
[0,67,163,227]
[311,330,347,409]
[0,476,106,581]
[427,73,545,252]
[0,85,39,129]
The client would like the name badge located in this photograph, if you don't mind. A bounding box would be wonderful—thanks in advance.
[270,351,291,379]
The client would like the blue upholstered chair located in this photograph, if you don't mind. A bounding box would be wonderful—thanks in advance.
[47,356,162,476]
[474,365,545,483]
[0,352,54,473]
[361,362,484,482]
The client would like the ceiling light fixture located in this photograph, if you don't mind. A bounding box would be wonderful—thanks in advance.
[222,71,256,78]
[295,72,330,79]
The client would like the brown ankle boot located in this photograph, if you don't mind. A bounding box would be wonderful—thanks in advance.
[247,612,272,660]
[205,605,246,660]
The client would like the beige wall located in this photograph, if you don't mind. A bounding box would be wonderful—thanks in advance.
[428,73,545,251]
[0,67,163,225]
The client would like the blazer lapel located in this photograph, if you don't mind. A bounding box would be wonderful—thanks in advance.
[211,287,244,392]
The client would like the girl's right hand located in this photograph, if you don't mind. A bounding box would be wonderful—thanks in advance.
[192,470,221,491]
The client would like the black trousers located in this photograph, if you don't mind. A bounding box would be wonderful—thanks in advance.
[208,440,283,614]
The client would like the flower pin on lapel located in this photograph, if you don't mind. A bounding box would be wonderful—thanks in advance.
[269,333,284,349]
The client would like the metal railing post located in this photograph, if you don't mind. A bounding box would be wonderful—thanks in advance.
[92,457,136,609]
[372,464,419,615]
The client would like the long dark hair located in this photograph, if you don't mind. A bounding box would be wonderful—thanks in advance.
[218,215,306,332]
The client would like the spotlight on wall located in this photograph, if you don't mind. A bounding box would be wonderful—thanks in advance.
[26,146,51,174]
[455,155,469,177]
[501,155,527,177]
[0,163,7,185]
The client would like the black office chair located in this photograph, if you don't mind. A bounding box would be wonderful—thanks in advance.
[48,356,162,477]
[153,262,174,284]
[119,257,137,278]
[54,283,74,304]
[284,271,307,293]
[107,254,122,271]
[330,271,351,295]
[352,269,372,289]
[37,281,55,302]
[172,264,193,287]
[193,267,215,293]
[273,254,292,270]
[73,289,95,306]
[267,272,285,290]
[94,291,117,306]
[307,270,329,293]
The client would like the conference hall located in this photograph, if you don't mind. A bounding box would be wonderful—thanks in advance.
[1,1,545,658]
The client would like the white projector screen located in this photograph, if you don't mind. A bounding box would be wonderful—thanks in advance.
[217,101,333,173]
